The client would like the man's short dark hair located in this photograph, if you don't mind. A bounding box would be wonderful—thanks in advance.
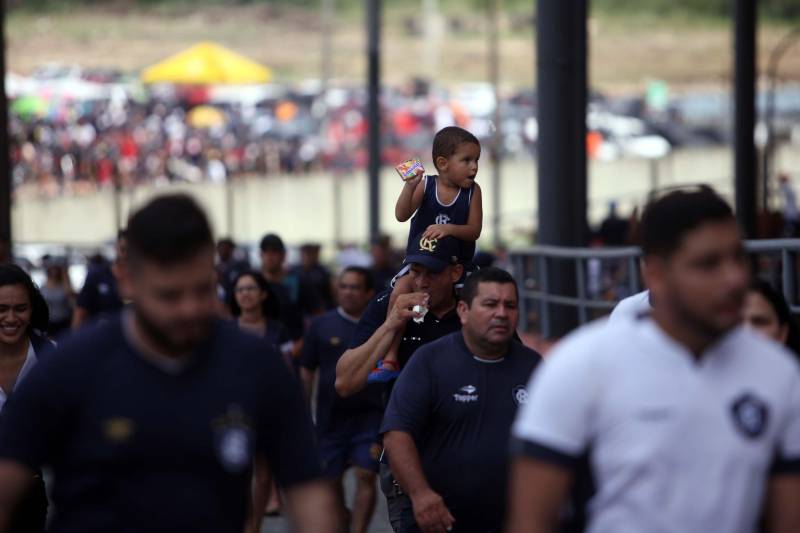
[639,186,736,258]
[432,126,480,172]
[126,194,213,265]
[459,267,518,307]
[259,233,286,253]
[217,237,235,249]
[341,266,374,292]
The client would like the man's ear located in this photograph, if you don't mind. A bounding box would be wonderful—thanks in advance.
[116,260,134,301]
[641,255,665,301]
[451,264,464,284]
[457,300,469,325]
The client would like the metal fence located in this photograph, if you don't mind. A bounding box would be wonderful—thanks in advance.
[511,239,800,338]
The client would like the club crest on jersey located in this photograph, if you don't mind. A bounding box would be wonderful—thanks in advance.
[512,386,529,406]
[419,237,438,252]
[212,405,254,473]
[435,214,451,225]
[731,393,769,439]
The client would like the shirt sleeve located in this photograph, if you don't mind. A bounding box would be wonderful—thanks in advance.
[773,366,800,474]
[0,351,78,469]
[299,319,320,371]
[379,347,433,440]
[348,291,390,349]
[258,351,323,487]
[510,332,598,469]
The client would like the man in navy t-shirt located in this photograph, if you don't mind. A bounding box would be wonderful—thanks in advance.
[381,268,541,533]
[300,266,383,533]
[335,236,465,398]
[72,230,126,329]
[0,195,339,533]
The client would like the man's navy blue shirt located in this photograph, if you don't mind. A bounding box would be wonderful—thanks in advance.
[300,309,383,436]
[349,290,462,369]
[76,263,123,320]
[0,316,322,533]
[380,332,541,532]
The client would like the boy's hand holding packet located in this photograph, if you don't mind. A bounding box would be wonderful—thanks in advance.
[395,158,425,182]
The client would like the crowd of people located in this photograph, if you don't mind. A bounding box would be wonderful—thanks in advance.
[0,126,799,533]
[9,78,523,198]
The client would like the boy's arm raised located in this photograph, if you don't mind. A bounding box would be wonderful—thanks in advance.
[395,171,426,222]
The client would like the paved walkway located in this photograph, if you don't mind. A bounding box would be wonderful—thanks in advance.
[260,470,393,533]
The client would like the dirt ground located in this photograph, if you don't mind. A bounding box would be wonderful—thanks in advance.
[6,4,800,93]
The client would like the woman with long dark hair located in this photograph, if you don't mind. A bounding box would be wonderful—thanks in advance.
[743,279,800,355]
[228,271,292,528]
[228,271,292,362]
[0,264,54,532]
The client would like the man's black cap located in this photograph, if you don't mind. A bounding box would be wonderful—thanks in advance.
[404,234,460,273]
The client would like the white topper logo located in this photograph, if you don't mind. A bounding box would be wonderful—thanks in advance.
[454,385,479,403]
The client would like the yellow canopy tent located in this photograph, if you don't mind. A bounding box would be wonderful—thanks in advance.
[142,42,272,85]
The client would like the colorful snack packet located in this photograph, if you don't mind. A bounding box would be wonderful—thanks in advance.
[395,158,425,181]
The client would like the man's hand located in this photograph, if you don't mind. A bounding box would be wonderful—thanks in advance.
[387,292,430,331]
[411,487,455,533]
[422,224,450,240]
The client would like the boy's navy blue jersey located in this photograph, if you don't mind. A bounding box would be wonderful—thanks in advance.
[300,309,384,435]
[408,175,476,263]
[0,316,322,533]
[348,290,462,369]
[75,263,123,319]
[380,332,541,532]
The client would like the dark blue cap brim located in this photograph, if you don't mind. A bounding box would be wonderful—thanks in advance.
[404,254,449,273]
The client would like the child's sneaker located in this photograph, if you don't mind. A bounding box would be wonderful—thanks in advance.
[367,360,401,384]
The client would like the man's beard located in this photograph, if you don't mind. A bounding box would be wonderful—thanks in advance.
[135,307,210,355]
[670,289,743,343]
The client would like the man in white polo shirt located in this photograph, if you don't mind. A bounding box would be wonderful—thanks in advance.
[507,187,800,533]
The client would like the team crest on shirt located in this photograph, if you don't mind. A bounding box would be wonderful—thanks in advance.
[212,405,254,473]
[730,393,770,439]
[369,443,383,461]
[104,417,135,443]
[435,214,451,225]
[419,237,438,252]
[330,336,341,346]
[512,386,529,406]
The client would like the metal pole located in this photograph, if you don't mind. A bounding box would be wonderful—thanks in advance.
[321,0,334,96]
[489,0,502,247]
[422,0,440,78]
[514,253,528,332]
[225,180,234,236]
[734,0,757,238]
[536,0,588,337]
[762,27,800,211]
[366,0,382,241]
[649,158,659,194]
[0,0,11,262]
